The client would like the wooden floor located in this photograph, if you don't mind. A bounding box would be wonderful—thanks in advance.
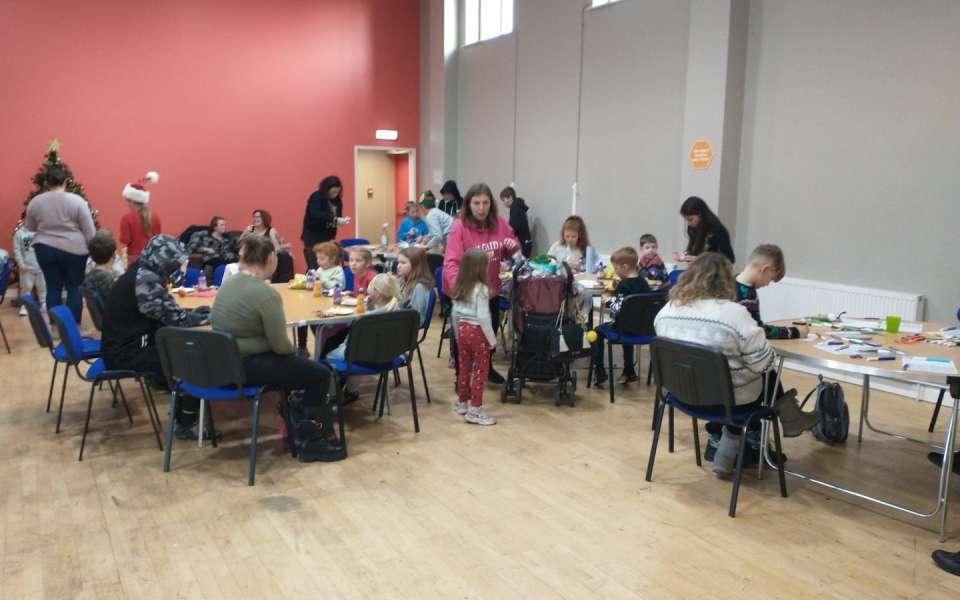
[2,304,959,600]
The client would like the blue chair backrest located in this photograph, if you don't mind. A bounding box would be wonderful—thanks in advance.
[667,269,684,286]
[214,264,228,287]
[183,267,201,287]
[0,257,11,300]
[22,294,54,350]
[48,305,85,365]
[422,289,437,331]
[343,266,355,292]
[434,266,446,300]
[340,238,369,248]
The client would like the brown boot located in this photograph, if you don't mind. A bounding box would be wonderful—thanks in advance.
[775,388,822,437]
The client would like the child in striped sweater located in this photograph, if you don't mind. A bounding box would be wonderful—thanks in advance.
[735,244,809,340]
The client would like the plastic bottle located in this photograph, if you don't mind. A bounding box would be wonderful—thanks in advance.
[380,222,390,247]
[313,279,322,298]
[197,273,207,290]
[305,269,315,290]
[355,291,366,314]
[333,284,342,305]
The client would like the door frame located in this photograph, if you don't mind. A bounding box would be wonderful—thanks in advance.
[353,145,417,239]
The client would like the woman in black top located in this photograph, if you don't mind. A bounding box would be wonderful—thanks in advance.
[673,196,735,265]
[301,175,348,270]
[438,180,462,217]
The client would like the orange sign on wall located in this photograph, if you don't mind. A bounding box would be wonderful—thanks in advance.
[689,139,714,170]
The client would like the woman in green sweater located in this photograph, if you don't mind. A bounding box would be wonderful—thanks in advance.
[211,234,342,461]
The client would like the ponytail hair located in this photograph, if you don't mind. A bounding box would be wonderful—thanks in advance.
[138,204,153,236]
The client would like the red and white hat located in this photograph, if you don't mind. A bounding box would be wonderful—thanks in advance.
[122,171,159,204]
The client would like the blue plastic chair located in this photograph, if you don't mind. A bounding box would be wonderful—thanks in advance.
[413,289,437,404]
[594,292,667,403]
[156,327,275,485]
[47,306,163,459]
[213,264,228,287]
[22,295,101,422]
[183,267,202,287]
[339,238,369,248]
[928,305,960,432]
[667,269,684,286]
[646,337,787,518]
[434,266,451,358]
[343,266,355,292]
[0,257,12,353]
[326,310,421,432]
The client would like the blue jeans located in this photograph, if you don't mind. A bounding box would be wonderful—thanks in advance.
[34,243,87,324]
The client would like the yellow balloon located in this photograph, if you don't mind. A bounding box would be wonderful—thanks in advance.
[586,330,598,343]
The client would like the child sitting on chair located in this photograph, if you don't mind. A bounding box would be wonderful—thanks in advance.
[591,247,651,388]
[347,246,376,292]
[735,244,808,340]
[638,233,668,286]
[324,273,401,401]
[83,230,118,301]
[314,241,345,290]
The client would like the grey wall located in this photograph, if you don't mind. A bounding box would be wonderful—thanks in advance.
[738,0,960,321]
[426,0,960,321]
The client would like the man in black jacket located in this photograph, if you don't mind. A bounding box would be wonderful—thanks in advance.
[499,186,533,258]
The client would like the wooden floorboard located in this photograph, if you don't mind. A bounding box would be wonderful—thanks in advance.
[0,304,958,599]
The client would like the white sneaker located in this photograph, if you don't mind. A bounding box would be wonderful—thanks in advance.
[452,400,468,415]
[18,306,27,317]
[464,406,496,426]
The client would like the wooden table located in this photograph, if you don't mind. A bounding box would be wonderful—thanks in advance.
[176,283,362,331]
[765,319,960,540]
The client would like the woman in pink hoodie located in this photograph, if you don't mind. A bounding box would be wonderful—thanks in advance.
[443,182,520,384]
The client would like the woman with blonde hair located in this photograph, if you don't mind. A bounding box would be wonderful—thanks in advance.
[654,252,774,477]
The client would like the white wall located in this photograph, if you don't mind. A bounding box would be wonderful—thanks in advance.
[425,0,960,322]
[738,0,960,322]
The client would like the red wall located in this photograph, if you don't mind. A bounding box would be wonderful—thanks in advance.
[0,0,419,271]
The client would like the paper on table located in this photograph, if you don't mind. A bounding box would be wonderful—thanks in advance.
[839,318,923,334]
[577,279,601,288]
[815,342,865,356]
[898,321,924,334]
[902,356,958,375]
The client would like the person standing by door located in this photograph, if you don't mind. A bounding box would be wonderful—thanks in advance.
[301,175,350,270]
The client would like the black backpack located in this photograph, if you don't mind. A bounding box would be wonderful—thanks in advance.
[800,375,849,444]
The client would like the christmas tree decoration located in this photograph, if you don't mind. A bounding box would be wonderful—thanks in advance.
[23,139,98,228]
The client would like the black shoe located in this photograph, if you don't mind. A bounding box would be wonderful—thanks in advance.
[298,438,347,463]
[342,390,360,405]
[487,367,505,385]
[927,452,960,474]
[592,368,608,388]
[619,372,638,384]
[932,550,960,577]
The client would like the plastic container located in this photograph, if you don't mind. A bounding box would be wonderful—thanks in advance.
[333,285,342,305]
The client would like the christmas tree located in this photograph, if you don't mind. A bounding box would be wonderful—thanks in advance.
[23,139,98,228]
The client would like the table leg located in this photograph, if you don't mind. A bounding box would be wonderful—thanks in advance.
[858,374,870,443]
[937,392,958,541]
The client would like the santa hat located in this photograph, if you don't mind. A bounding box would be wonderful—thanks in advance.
[122,171,159,204]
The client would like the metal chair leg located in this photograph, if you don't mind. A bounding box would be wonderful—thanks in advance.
[607,341,615,404]
[929,388,946,433]
[373,374,383,413]
[729,415,758,518]
[416,345,431,403]
[248,395,261,486]
[46,361,59,413]
[407,361,420,433]
[206,400,218,448]
[668,404,675,453]
[0,320,10,354]
[692,418,702,467]
[646,358,653,386]
[162,391,178,473]
[139,378,163,450]
[436,314,448,358]
[770,416,788,498]
[116,380,133,424]
[78,383,98,461]
[55,366,71,433]
[645,398,666,481]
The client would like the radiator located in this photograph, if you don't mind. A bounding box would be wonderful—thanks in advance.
[756,276,925,322]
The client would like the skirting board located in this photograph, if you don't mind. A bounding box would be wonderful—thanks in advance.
[783,359,952,408]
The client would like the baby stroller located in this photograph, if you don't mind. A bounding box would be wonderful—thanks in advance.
[501,256,588,407]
